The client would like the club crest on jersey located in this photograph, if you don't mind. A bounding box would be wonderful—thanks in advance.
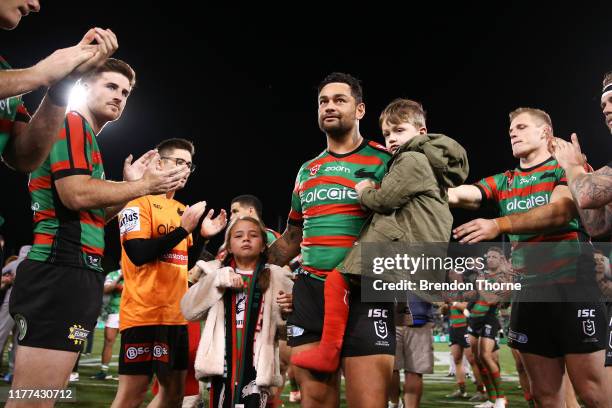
[583,319,596,337]
[309,164,321,177]
[374,320,388,339]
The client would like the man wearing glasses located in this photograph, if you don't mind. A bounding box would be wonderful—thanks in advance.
[111,138,228,407]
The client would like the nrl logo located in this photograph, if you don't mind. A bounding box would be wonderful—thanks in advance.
[374,320,388,339]
[583,319,596,337]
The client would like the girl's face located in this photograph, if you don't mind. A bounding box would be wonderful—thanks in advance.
[228,219,264,261]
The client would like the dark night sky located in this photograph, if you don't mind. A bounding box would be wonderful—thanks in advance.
[1,3,611,268]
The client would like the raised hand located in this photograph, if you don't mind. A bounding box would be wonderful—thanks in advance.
[200,208,228,238]
[141,155,190,195]
[123,150,158,182]
[72,28,119,76]
[180,201,207,233]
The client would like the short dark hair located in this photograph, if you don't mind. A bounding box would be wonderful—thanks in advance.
[155,138,195,157]
[317,72,363,103]
[231,194,263,220]
[81,58,136,87]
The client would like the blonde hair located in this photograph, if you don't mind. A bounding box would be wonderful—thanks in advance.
[509,107,553,132]
[379,98,426,129]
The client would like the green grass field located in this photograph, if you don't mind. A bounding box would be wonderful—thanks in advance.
[1,330,528,407]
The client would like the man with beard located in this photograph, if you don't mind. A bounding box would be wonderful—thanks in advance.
[268,73,394,408]
[8,59,189,407]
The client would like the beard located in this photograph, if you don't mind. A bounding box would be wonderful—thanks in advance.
[318,116,354,139]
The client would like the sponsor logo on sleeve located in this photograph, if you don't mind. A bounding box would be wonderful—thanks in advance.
[119,207,140,235]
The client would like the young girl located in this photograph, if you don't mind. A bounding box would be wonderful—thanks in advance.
[181,216,293,407]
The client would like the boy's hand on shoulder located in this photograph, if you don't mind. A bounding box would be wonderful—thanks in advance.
[355,179,376,195]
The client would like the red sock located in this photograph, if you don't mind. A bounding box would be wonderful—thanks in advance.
[290,269,349,373]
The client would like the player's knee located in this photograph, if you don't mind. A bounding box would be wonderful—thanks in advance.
[573,380,605,407]
[530,385,558,404]
[301,384,335,406]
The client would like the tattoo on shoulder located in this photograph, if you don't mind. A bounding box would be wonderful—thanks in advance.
[571,167,612,208]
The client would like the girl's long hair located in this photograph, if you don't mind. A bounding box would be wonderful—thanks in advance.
[221,216,270,292]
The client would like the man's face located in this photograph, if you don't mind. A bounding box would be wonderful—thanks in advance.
[381,120,425,154]
[486,251,502,270]
[0,0,39,30]
[509,112,549,158]
[230,202,255,222]
[601,91,612,134]
[83,72,132,124]
[317,82,364,136]
[159,148,193,191]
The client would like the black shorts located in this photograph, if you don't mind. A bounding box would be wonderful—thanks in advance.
[286,274,395,357]
[119,325,189,376]
[467,314,500,340]
[449,326,470,348]
[9,259,104,352]
[508,301,606,358]
[605,303,612,367]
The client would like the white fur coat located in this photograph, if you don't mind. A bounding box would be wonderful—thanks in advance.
[180,260,293,388]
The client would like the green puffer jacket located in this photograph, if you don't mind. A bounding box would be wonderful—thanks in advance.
[341,133,469,276]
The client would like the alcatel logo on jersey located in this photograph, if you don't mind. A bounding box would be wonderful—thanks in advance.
[119,207,140,234]
[505,195,549,211]
[303,187,357,204]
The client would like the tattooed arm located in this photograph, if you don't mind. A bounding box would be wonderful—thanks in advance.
[567,165,612,237]
[267,223,303,267]
[570,165,612,209]
[549,134,612,237]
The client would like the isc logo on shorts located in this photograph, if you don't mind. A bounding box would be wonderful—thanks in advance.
[368,308,388,318]
[124,342,169,363]
[577,309,595,318]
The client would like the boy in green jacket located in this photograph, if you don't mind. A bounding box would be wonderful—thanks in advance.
[291,98,469,372]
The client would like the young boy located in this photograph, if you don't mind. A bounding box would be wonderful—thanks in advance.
[291,98,469,372]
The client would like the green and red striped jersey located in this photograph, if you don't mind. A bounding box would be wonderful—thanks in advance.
[469,300,497,319]
[288,139,391,278]
[265,228,281,245]
[449,304,467,328]
[0,56,31,155]
[475,157,590,282]
[28,111,106,272]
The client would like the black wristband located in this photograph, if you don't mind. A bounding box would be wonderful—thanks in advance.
[47,77,75,107]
